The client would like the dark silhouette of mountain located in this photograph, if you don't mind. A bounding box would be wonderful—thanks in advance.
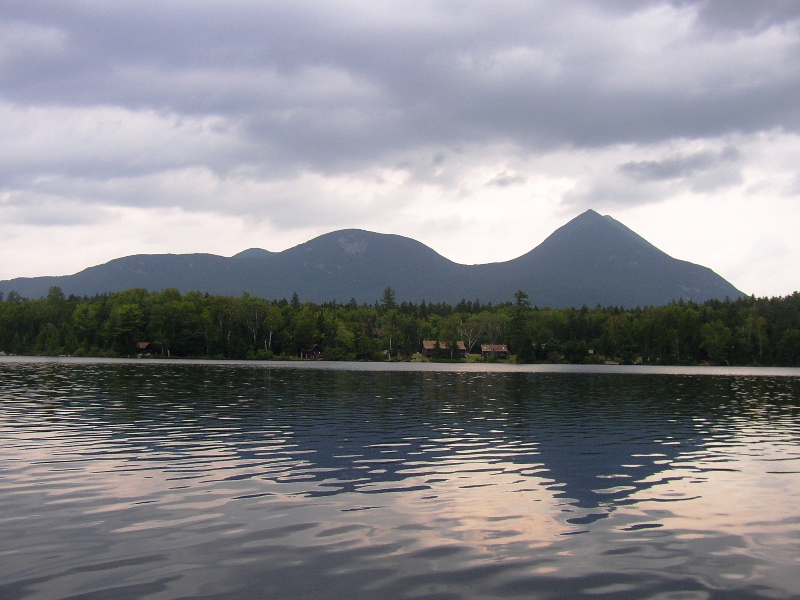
[472,209,743,307]
[0,210,743,307]
[233,248,274,259]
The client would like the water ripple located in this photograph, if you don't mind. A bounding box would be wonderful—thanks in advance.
[1,360,800,598]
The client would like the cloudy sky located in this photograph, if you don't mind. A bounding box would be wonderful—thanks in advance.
[1,1,799,297]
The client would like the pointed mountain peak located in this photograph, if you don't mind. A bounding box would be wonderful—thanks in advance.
[567,208,615,225]
[547,209,661,255]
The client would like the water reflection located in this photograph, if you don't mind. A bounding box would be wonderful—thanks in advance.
[1,360,799,599]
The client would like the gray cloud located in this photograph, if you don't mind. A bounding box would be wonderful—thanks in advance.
[788,173,800,196]
[1,192,111,226]
[565,145,746,210]
[562,176,673,210]
[486,172,527,188]
[1,1,799,178]
[618,147,740,182]
[601,0,800,32]
[680,0,800,32]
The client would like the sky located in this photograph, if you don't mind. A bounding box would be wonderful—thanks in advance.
[1,1,799,297]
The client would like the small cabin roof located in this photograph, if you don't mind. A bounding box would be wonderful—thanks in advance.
[480,344,508,352]
[422,340,467,350]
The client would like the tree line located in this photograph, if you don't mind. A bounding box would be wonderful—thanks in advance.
[0,286,799,366]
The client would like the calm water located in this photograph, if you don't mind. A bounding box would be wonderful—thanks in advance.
[2,358,800,599]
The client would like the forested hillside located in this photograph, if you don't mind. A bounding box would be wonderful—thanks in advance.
[0,287,798,366]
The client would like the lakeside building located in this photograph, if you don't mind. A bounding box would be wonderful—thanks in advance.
[421,340,468,358]
[480,344,509,359]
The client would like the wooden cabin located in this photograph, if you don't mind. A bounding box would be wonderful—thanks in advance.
[421,340,468,358]
[301,345,324,360]
[480,344,509,359]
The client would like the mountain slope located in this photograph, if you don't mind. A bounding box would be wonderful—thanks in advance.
[255,229,471,302]
[484,209,741,307]
[0,211,744,307]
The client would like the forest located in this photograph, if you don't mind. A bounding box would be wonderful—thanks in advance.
[0,286,799,366]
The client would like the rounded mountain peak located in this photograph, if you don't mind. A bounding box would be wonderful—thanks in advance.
[233,248,273,259]
[283,229,454,265]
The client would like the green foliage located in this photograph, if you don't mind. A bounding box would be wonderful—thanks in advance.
[510,290,536,363]
[381,287,397,310]
[700,321,733,365]
[1,288,799,365]
[431,340,446,360]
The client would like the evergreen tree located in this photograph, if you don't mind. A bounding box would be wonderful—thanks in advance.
[381,287,397,310]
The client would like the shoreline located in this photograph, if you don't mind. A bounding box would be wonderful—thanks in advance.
[3,354,800,377]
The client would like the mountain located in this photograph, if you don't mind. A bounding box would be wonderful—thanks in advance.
[474,210,743,308]
[0,210,743,307]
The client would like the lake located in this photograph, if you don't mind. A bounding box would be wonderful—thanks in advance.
[2,357,800,599]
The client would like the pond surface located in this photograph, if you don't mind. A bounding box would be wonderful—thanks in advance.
[2,358,800,599]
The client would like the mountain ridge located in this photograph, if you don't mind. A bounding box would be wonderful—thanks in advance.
[0,210,744,307]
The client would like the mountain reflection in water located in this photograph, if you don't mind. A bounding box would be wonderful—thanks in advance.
[1,359,799,599]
